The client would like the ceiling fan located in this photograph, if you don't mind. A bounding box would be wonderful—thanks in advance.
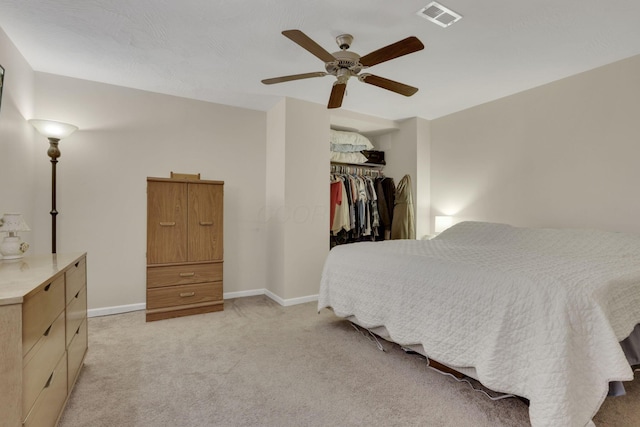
[261,30,425,109]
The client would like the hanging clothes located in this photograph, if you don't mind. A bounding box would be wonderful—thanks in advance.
[329,179,342,230]
[329,170,386,247]
[391,174,415,240]
[375,177,395,241]
[330,176,350,234]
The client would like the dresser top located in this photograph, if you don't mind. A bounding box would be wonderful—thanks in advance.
[0,253,86,306]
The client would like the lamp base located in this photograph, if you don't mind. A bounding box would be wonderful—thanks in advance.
[0,236,30,260]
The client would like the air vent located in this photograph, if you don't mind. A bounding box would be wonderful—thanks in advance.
[417,1,462,28]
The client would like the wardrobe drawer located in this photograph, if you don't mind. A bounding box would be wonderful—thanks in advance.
[65,257,86,306]
[22,311,66,419]
[23,352,68,427]
[147,263,222,288]
[66,286,87,347]
[23,275,65,357]
[147,282,223,309]
[67,318,88,392]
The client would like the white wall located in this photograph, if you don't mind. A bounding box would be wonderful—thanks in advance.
[31,72,268,310]
[430,54,640,234]
[0,27,36,245]
[415,118,431,238]
[266,98,330,302]
[282,98,330,300]
[265,99,286,298]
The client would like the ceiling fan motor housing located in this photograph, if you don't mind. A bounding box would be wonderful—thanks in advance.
[325,50,362,76]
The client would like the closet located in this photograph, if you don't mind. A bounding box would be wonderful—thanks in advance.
[146,175,224,321]
[329,129,396,247]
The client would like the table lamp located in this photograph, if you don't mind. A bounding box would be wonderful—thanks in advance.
[0,213,31,259]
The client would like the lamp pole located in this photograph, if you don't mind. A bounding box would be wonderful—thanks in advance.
[28,119,78,255]
[47,137,61,254]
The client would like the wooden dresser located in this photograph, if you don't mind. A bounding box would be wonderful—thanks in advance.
[146,177,224,321]
[0,252,88,427]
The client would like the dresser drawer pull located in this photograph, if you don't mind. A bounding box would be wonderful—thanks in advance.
[44,283,51,291]
[179,292,196,298]
[179,272,195,277]
[75,261,80,267]
[44,371,55,388]
[75,290,81,299]
[76,326,81,335]
[200,221,213,226]
[43,324,53,337]
[159,221,176,226]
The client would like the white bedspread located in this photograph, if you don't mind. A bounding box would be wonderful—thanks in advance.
[318,222,640,427]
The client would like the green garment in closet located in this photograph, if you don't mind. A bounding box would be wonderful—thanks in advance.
[391,174,415,240]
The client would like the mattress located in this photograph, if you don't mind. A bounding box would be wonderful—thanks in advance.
[318,221,640,427]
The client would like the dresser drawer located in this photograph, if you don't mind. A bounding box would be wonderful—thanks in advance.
[22,310,66,419]
[147,263,222,288]
[23,275,65,357]
[147,282,223,309]
[67,317,88,392]
[65,257,86,306]
[23,352,68,427]
[66,285,87,347]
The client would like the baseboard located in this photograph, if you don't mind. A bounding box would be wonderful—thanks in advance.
[263,289,319,306]
[223,289,265,299]
[88,289,319,318]
[88,303,146,318]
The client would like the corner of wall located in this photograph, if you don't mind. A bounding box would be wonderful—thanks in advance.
[0,26,38,253]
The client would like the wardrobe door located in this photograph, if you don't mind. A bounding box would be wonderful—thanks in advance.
[147,181,188,264]
[188,183,223,262]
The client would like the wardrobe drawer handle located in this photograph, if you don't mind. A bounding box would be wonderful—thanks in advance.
[199,221,213,226]
[179,272,195,277]
[44,371,55,388]
[159,222,176,226]
[43,324,53,337]
[179,292,195,298]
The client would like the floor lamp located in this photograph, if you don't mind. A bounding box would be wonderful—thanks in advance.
[29,119,79,254]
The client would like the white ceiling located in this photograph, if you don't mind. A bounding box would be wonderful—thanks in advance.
[1,0,640,120]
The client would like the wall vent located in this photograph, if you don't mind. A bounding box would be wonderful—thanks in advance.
[417,1,462,28]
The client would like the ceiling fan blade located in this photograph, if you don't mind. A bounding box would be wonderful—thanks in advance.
[359,74,419,96]
[359,36,424,67]
[262,72,327,85]
[328,82,347,109]
[282,30,336,63]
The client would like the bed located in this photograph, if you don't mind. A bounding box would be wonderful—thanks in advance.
[318,221,640,427]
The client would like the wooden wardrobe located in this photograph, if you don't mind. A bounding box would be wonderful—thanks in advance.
[146,176,224,321]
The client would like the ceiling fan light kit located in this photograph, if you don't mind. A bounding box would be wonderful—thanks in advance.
[262,29,425,109]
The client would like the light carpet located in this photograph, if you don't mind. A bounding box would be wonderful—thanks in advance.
[59,295,639,426]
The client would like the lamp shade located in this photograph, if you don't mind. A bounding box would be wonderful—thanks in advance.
[0,213,31,233]
[434,215,453,234]
[29,119,78,139]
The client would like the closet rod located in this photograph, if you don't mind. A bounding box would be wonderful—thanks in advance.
[330,163,384,177]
